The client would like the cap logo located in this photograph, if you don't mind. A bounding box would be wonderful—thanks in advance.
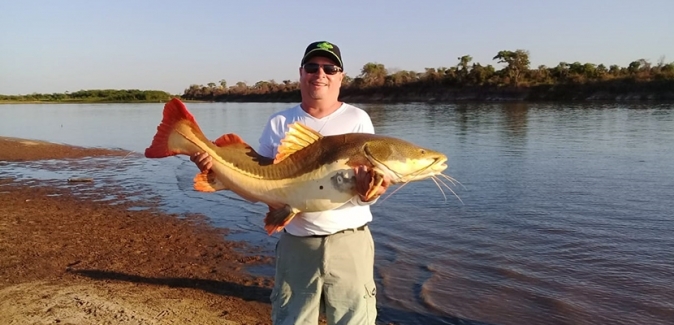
[317,42,333,50]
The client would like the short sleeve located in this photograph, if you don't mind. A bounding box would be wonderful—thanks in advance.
[257,121,276,159]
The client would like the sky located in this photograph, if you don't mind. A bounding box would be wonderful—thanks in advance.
[1,0,673,95]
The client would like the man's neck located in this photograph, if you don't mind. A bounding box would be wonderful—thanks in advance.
[300,100,342,119]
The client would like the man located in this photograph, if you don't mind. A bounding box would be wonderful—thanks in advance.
[190,41,390,325]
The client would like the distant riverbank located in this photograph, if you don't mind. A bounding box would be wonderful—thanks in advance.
[0,89,175,104]
[4,93,672,105]
[182,73,674,104]
[7,49,674,105]
[188,82,674,104]
[182,51,674,104]
[4,90,665,104]
[0,100,167,104]
[0,99,205,104]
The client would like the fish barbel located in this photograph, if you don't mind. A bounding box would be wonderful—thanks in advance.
[144,98,451,234]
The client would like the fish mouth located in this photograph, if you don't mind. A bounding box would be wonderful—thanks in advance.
[435,157,448,171]
[372,156,448,184]
[415,157,448,178]
[412,156,448,179]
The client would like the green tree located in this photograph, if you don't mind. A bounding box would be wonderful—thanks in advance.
[493,50,530,86]
[359,62,388,87]
[457,55,472,82]
[628,60,643,74]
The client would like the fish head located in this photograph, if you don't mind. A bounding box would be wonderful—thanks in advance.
[362,137,448,184]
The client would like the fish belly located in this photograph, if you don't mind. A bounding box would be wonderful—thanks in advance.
[209,161,358,212]
[264,166,358,212]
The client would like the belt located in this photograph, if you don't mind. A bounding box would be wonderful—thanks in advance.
[285,223,369,238]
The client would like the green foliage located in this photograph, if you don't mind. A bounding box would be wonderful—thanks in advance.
[181,49,674,102]
[0,89,172,103]
[493,50,530,86]
[359,62,388,87]
[4,49,672,104]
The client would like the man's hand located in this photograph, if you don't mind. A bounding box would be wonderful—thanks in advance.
[190,152,213,173]
[354,165,391,202]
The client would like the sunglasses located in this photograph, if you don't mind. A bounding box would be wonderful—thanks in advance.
[302,63,342,75]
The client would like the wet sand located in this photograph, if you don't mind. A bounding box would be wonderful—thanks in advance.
[0,136,276,324]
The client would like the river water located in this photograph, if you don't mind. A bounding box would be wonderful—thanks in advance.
[1,101,672,325]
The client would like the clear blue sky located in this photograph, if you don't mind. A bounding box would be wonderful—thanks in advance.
[1,0,672,95]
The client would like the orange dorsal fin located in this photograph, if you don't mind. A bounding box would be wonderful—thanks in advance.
[213,133,245,147]
[273,122,322,164]
[144,98,201,158]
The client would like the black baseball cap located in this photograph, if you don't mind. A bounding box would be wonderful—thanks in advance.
[300,41,343,69]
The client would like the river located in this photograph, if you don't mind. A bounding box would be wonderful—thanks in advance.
[1,101,672,325]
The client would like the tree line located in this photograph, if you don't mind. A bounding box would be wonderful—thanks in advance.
[181,49,674,102]
[0,89,172,103]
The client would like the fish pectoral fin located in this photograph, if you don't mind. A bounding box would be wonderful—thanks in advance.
[273,122,323,164]
[193,171,229,192]
[364,170,386,202]
[263,204,298,235]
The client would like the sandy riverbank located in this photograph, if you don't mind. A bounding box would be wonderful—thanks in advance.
[0,136,276,324]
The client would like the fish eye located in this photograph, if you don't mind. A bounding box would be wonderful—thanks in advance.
[420,149,426,154]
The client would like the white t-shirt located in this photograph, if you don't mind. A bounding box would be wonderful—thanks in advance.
[257,103,377,236]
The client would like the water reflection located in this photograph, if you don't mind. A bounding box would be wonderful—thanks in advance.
[501,102,529,139]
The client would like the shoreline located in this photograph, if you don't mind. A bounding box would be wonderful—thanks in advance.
[0,136,276,324]
[3,93,674,106]
[0,100,206,105]
[4,98,674,105]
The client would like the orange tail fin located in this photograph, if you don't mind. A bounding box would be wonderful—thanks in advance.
[144,98,201,158]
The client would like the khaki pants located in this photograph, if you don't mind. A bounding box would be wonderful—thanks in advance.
[270,225,377,325]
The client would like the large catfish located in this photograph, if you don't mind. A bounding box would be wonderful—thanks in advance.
[144,98,449,234]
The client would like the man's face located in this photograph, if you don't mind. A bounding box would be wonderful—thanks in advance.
[299,56,343,101]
